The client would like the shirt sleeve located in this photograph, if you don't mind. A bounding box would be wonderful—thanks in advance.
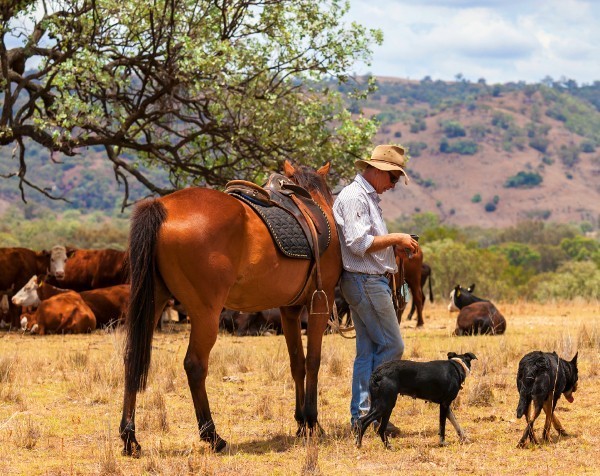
[333,195,374,257]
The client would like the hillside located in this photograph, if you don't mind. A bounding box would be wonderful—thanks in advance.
[359,77,600,228]
[1,77,599,229]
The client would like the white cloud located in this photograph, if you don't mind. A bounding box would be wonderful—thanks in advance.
[345,0,600,84]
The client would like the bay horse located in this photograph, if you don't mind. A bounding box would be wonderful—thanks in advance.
[120,161,342,455]
[392,246,425,327]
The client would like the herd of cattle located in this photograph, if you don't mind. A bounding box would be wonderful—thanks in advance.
[0,245,506,336]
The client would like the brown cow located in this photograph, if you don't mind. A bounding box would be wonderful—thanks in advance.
[219,307,308,336]
[13,275,129,328]
[0,286,14,328]
[20,291,96,335]
[0,246,69,328]
[45,248,128,291]
[453,301,506,336]
[392,246,425,327]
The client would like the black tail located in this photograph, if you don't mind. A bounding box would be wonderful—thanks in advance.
[516,369,536,419]
[124,199,167,394]
[516,390,531,419]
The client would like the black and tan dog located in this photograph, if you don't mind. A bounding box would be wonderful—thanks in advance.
[356,352,476,448]
[516,350,579,448]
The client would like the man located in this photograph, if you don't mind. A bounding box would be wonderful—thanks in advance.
[333,144,419,435]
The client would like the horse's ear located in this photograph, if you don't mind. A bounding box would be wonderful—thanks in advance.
[283,160,295,177]
[572,352,578,364]
[317,162,331,176]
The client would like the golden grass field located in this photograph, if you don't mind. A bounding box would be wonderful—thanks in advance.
[1,301,599,475]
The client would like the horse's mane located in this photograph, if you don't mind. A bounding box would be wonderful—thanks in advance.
[288,164,334,207]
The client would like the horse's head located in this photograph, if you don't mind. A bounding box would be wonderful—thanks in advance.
[283,160,333,207]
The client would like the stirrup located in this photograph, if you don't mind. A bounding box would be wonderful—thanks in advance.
[310,289,329,315]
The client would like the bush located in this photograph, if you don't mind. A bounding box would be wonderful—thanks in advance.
[529,136,550,153]
[491,112,513,129]
[581,140,596,153]
[439,139,478,155]
[529,262,600,300]
[405,141,427,158]
[484,202,497,212]
[441,120,466,138]
[504,171,543,189]
[471,193,482,203]
[559,144,580,167]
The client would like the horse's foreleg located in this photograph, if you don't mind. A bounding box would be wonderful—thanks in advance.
[303,310,330,436]
[280,305,307,435]
[185,317,227,452]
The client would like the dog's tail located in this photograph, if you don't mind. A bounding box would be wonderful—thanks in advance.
[516,390,531,419]
[516,357,547,418]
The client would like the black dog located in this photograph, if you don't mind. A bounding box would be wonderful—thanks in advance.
[356,352,477,448]
[516,351,579,447]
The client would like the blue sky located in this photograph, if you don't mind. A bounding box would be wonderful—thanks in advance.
[345,0,600,85]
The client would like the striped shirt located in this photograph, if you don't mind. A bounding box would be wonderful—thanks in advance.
[333,173,397,274]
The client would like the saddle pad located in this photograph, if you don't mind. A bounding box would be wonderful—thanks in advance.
[232,192,312,259]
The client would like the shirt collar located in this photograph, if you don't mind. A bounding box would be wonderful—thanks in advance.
[354,173,380,202]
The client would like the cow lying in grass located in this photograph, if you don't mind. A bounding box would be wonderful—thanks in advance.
[448,284,506,335]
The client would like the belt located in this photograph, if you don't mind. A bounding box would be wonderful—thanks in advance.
[348,271,393,279]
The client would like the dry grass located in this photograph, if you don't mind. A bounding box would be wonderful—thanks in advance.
[0,301,599,475]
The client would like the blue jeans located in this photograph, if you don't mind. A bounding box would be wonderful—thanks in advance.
[340,271,404,424]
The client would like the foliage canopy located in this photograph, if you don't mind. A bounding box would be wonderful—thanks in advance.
[1,0,381,204]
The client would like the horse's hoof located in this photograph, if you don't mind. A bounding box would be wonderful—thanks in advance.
[122,441,142,458]
[212,437,228,453]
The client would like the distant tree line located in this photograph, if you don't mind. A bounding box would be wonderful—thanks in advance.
[389,214,600,302]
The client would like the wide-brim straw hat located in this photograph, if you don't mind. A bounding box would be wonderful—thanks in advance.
[355,145,410,184]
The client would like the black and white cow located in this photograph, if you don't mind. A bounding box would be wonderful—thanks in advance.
[448,283,506,335]
[448,284,486,312]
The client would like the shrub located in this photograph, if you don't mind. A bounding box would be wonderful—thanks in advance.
[491,112,513,129]
[504,171,543,189]
[439,139,478,155]
[529,136,550,153]
[405,141,427,157]
[471,193,482,203]
[581,140,596,153]
[559,144,580,167]
[441,120,466,138]
[484,202,497,212]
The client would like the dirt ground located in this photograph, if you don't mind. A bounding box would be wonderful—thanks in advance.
[1,301,599,475]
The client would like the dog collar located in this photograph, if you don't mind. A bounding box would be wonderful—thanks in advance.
[451,357,470,378]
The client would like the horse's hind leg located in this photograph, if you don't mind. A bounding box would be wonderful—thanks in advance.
[120,284,170,457]
[185,307,227,452]
[280,305,307,435]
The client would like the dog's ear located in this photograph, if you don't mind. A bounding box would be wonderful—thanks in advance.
[571,352,578,364]
[447,352,457,359]
[466,352,477,360]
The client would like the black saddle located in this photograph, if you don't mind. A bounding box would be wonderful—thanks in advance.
[225,173,331,260]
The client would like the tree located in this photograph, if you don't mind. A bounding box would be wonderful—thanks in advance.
[1,0,381,205]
